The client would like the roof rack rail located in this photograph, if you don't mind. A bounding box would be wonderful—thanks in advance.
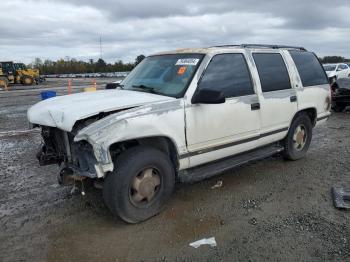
[241,44,307,51]
[210,44,307,51]
[211,44,241,48]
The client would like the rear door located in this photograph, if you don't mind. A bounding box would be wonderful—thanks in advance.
[251,52,298,145]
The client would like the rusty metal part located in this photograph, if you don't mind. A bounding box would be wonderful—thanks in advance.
[130,168,160,203]
[58,167,86,186]
[293,124,307,151]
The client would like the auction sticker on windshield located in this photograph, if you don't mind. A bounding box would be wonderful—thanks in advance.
[175,58,200,66]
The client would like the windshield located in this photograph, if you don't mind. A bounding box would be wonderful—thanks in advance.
[323,65,336,71]
[121,54,204,98]
[14,63,26,70]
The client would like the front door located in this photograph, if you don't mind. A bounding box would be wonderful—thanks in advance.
[185,52,261,167]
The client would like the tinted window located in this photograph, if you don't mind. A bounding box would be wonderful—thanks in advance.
[198,54,254,98]
[289,51,328,87]
[253,53,291,92]
[339,64,348,70]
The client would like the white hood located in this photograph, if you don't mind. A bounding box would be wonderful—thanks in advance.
[27,89,173,131]
[326,71,335,77]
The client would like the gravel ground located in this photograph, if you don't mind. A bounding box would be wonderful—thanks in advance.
[0,81,349,261]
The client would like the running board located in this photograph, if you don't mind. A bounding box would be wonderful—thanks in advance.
[178,144,284,183]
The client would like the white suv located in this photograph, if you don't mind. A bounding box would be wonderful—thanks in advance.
[28,44,331,223]
[323,63,350,83]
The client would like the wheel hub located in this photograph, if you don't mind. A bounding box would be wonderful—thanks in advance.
[130,168,160,203]
[293,125,307,150]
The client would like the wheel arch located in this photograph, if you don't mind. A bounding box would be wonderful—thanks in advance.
[109,136,180,171]
[292,107,317,127]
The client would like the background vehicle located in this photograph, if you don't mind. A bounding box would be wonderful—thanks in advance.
[28,44,331,223]
[0,65,8,89]
[105,79,122,89]
[323,63,350,83]
[331,78,350,112]
[0,61,42,86]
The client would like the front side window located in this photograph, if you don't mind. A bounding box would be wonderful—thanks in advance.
[198,53,254,98]
[122,54,204,98]
[253,53,291,92]
[289,51,328,87]
[338,64,348,70]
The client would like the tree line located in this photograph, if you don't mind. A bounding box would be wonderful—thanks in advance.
[29,55,146,75]
[318,56,350,64]
[28,54,349,75]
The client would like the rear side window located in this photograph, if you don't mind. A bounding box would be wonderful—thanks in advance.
[198,53,254,98]
[289,51,328,87]
[253,53,291,92]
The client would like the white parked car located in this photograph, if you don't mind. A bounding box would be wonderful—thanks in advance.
[323,63,350,83]
[28,44,331,223]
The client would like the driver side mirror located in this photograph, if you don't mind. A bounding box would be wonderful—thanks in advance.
[192,88,225,104]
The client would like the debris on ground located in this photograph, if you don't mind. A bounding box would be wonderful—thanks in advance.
[189,237,217,248]
[211,180,223,189]
[248,218,258,225]
[332,186,350,209]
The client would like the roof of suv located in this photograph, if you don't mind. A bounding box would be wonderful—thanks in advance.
[154,44,307,56]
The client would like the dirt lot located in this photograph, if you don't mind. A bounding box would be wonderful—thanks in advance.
[0,80,349,261]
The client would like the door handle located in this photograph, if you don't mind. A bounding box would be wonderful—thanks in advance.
[251,103,260,110]
[290,96,297,102]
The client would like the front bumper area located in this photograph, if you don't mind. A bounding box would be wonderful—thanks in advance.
[37,126,99,181]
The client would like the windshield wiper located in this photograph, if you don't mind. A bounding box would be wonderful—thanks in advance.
[132,84,157,94]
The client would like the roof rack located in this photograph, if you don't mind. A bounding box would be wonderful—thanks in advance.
[211,44,307,51]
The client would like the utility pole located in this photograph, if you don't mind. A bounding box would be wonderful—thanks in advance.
[99,36,103,59]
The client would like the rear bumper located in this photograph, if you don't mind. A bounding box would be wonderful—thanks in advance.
[332,94,350,104]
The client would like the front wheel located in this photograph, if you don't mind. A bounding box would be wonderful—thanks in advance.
[21,75,34,85]
[283,113,313,160]
[103,146,175,223]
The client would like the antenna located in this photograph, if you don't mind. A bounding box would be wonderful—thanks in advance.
[99,36,103,59]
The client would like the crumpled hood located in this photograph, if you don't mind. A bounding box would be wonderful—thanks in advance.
[326,71,336,77]
[27,89,173,131]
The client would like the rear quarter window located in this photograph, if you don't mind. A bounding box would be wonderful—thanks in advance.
[289,51,328,87]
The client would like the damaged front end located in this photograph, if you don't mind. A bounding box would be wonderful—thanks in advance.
[37,126,99,186]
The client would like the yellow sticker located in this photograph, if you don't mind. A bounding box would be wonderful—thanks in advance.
[177,66,187,75]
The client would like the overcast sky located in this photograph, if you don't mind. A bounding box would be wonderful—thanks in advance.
[1,0,349,64]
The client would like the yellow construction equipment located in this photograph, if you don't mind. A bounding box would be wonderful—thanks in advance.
[0,66,9,90]
[0,61,43,87]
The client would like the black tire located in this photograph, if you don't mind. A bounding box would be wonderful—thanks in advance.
[332,104,346,112]
[0,76,8,88]
[103,146,175,223]
[283,113,313,160]
[21,75,34,85]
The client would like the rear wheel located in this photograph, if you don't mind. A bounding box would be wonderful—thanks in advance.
[0,76,8,88]
[283,113,313,160]
[103,146,175,223]
[21,75,34,85]
[332,103,346,112]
